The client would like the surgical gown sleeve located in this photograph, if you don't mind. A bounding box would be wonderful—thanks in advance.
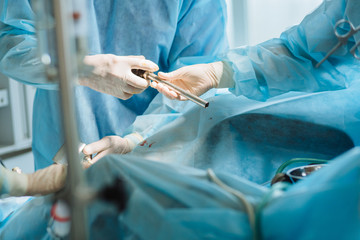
[223,0,360,101]
[0,0,55,89]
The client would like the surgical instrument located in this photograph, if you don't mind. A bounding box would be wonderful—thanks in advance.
[133,69,209,108]
[316,19,360,68]
[286,164,325,182]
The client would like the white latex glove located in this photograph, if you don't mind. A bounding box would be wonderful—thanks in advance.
[79,55,159,99]
[153,61,234,100]
[0,164,66,197]
[82,133,143,164]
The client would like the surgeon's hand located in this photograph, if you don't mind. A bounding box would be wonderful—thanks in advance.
[82,133,143,164]
[79,55,159,99]
[152,61,234,100]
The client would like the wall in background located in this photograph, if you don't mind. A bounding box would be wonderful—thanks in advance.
[226,0,323,47]
[0,75,35,172]
[0,75,35,156]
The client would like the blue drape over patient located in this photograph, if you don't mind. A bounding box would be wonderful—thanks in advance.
[1,147,359,240]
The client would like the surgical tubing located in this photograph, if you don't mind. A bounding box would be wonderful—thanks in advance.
[207,169,256,239]
[255,182,290,240]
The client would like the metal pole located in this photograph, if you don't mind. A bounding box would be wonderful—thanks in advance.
[52,0,88,239]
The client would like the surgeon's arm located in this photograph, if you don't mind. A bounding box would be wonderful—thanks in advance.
[227,0,358,101]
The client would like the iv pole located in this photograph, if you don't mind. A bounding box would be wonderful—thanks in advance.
[45,0,88,240]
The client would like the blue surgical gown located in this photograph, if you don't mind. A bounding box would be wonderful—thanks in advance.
[222,0,360,101]
[0,0,229,170]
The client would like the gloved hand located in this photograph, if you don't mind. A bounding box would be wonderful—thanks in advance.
[0,164,66,196]
[79,55,159,99]
[82,133,143,164]
[153,61,234,100]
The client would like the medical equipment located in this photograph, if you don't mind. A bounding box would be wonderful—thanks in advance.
[33,0,90,238]
[286,164,325,182]
[316,19,360,68]
[133,69,209,108]
[47,200,71,239]
[271,158,329,185]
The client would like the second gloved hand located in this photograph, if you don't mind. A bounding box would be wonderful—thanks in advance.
[82,133,143,164]
[153,61,234,100]
[79,55,159,99]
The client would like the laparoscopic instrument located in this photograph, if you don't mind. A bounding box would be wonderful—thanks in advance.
[316,19,360,68]
[133,69,209,108]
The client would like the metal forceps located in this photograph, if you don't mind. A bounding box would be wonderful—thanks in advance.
[316,19,360,68]
[132,69,209,108]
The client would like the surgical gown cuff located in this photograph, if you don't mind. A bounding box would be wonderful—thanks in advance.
[221,48,268,101]
[124,132,144,150]
[216,61,235,88]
